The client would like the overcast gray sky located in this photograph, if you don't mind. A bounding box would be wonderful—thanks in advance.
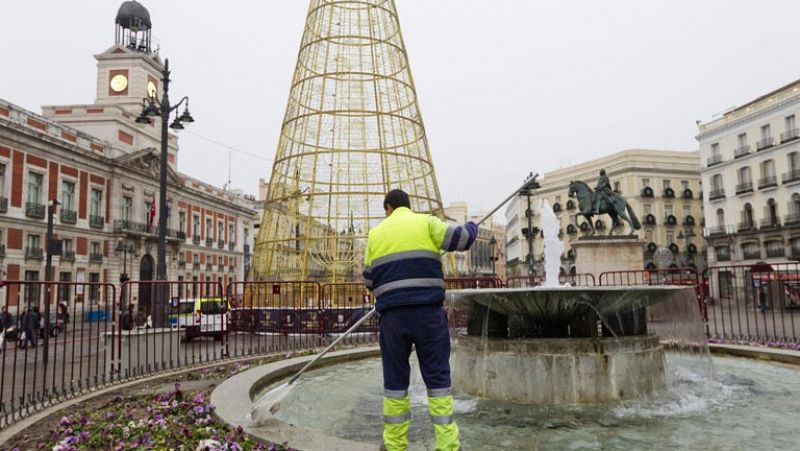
[3,1,800,215]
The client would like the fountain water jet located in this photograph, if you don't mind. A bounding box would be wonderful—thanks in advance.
[540,199,564,287]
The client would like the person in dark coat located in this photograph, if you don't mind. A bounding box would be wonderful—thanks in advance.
[0,307,12,331]
[121,305,135,331]
[22,307,38,348]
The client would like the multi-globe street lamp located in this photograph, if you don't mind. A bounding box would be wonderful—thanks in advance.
[135,58,193,324]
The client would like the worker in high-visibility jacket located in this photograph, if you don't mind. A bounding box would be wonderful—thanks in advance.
[364,189,477,451]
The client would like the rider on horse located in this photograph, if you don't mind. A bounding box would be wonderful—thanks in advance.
[594,169,613,215]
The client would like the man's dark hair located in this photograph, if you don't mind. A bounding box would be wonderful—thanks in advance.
[384,189,411,210]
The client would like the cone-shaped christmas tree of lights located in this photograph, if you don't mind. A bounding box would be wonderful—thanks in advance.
[251,0,449,284]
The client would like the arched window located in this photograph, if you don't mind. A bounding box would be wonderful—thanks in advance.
[716,208,725,227]
[743,203,753,227]
[793,193,800,215]
[767,198,778,225]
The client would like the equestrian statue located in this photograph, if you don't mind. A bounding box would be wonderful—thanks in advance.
[568,170,641,236]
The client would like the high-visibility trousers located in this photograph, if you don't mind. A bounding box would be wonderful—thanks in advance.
[379,304,460,451]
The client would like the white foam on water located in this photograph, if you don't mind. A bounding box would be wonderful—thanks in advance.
[613,364,741,419]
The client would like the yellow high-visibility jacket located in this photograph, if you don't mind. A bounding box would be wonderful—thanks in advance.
[363,207,477,312]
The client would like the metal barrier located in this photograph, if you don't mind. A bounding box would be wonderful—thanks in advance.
[116,280,226,379]
[598,268,707,324]
[226,281,325,356]
[0,281,115,429]
[0,275,569,430]
[706,263,800,344]
[505,273,596,288]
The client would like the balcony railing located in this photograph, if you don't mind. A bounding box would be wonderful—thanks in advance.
[25,202,45,219]
[218,240,225,249]
[734,145,751,159]
[757,137,775,151]
[113,220,185,241]
[782,169,800,184]
[60,209,77,224]
[760,217,781,230]
[758,176,778,189]
[743,249,762,260]
[206,238,213,247]
[178,260,186,268]
[735,182,754,194]
[192,235,201,245]
[785,213,800,226]
[89,253,103,263]
[709,189,726,200]
[0,196,7,213]
[706,225,726,236]
[738,220,756,233]
[89,215,104,228]
[781,128,799,143]
[640,187,654,198]
[228,242,236,251]
[707,154,723,166]
[663,188,675,198]
[682,216,696,226]
[193,262,200,271]
[25,247,43,259]
[61,251,75,262]
[664,215,677,226]
[767,247,786,259]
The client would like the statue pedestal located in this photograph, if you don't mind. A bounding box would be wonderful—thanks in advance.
[572,237,646,282]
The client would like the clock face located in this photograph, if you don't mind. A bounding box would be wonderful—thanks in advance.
[110,74,128,93]
[147,81,158,98]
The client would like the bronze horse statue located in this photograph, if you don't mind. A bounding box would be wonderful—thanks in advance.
[568,180,641,235]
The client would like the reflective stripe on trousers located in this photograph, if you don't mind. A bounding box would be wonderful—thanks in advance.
[383,394,411,451]
[428,392,460,451]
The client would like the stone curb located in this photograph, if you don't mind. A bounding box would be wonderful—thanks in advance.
[211,346,381,451]
[709,343,800,366]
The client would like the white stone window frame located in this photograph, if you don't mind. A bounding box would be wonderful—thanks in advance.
[0,158,9,198]
[89,184,104,218]
[26,168,46,205]
[60,175,79,213]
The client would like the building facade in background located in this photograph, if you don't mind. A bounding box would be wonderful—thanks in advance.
[504,149,704,277]
[699,80,800,266]
[0,3,255,312]
[443,202,505,280]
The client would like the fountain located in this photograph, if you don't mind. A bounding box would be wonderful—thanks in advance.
[448,200,686,404]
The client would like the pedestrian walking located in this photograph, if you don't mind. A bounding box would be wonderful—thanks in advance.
[121,304,135,331]
[758,289,768,313]
[0,306,12,351]
[364,189,477,451]
[21,307,38,348]
[0,306,12,331]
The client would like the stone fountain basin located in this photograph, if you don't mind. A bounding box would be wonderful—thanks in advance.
[447,285,697,403]
[447,285,694,338]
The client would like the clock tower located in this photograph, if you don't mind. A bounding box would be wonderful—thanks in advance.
[95,1,163,113]
[42,1,180,167]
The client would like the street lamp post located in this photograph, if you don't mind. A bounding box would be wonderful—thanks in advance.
[519,173,539,276]
[135,58,194,326]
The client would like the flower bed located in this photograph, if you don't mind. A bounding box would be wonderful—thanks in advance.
[5,356,311,450]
